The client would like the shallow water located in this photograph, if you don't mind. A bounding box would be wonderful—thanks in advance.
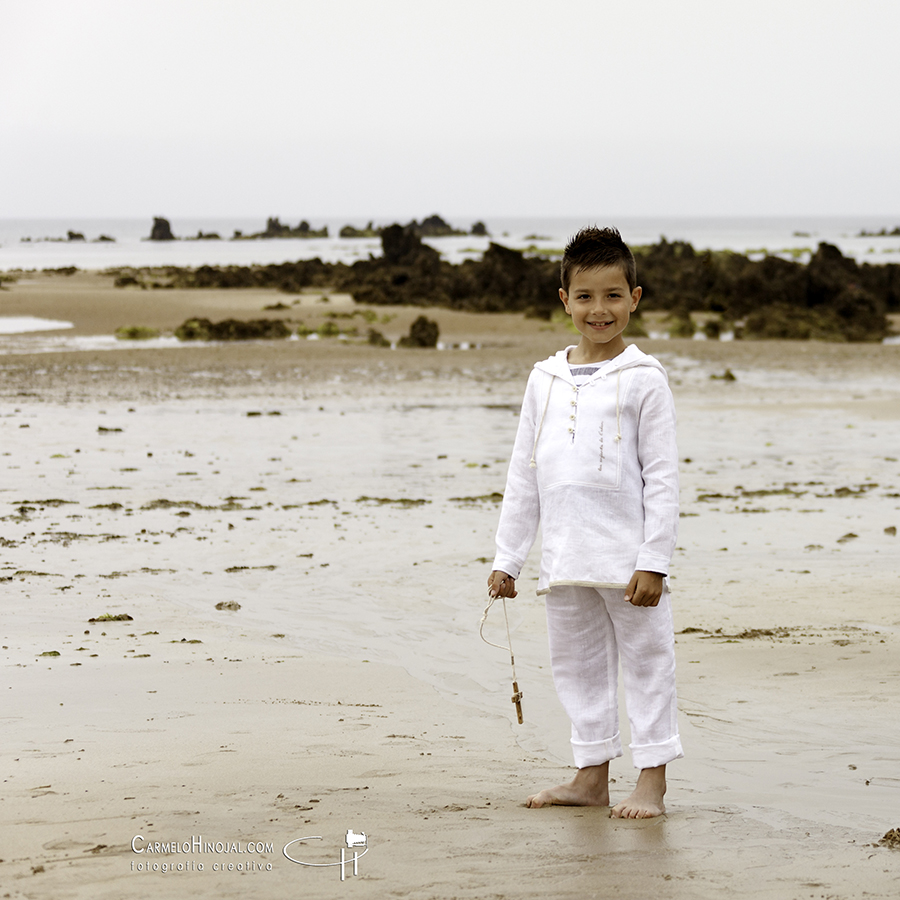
[0,315,74,334]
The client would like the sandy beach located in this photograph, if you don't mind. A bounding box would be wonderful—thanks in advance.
[2,273,900,898]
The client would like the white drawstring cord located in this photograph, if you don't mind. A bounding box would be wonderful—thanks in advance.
[529,377,554,468]
[615,369,622,442]
[480,594,524,723]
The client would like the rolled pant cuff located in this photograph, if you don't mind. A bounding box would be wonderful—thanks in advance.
[630,734,684,770]
[571,733,623,768]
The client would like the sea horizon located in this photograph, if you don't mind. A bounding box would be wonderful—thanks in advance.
[2,214,899,272]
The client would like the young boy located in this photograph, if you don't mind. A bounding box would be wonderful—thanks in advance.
[488,226,682,819]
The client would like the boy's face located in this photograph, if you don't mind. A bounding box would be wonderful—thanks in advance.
[559,264,641,361]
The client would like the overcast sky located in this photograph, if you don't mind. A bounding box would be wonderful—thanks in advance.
[2,0,898,219]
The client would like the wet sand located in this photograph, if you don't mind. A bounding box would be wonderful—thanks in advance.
[2,274,900,898]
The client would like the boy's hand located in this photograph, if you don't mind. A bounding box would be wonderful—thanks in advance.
[624,571,664,607]
[488,570,517,599]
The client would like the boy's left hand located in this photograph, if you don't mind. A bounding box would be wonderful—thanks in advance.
[624,571,664,607]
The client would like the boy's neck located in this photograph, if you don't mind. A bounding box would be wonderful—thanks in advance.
[567,337,629,365]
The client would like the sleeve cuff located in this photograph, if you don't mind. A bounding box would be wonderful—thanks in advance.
[491,557,523,581]
[635,550,670,576]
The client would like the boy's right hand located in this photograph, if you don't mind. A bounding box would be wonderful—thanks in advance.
[488,570,517,599]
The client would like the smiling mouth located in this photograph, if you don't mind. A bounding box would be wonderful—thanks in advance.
[588,320,613,329]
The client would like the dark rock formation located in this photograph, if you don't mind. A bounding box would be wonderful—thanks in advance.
[703,319,721,339]
[174,318,291,341]
[857,226,900,237]
[236,218,329,240]
[367,328,391,346]
[806,242,861,308]
[743,304,843,340]
[398,315,439,347]
[407,215,465,237]
[146,258,334,292]
[265,217,291,236]
[149,217,175,241]
[340,221,381,238]
[634,239,894,340]
[337,225,444,306]
[67,230,85,242]
[122,227,897,342]
[471,221,489,236]
[464,242,560,316]
[381,224,439,267]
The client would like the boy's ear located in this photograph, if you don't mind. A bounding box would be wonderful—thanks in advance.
[559,288,571,314]
[631,286,642,311]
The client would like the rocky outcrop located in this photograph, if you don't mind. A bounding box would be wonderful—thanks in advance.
[341,214,474,238]
[340,222,382,238]
[398,315,439,347]
[857,226,900,237]
[464,242,559,315]
[119,226,898,342]
[381,224,440,267]
[336,225,444,307]
[634,239,895,340]
[174,318,291,341]
[149,217,176,241]
[407,215,465,237]
[295,220,327,238]
[265,217,291,236]
[236,218,329,240]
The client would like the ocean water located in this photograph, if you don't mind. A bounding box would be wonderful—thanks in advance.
[1,215,900,272]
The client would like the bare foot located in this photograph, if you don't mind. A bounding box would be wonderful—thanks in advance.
[610,765,666,818]
[526,763,610,808]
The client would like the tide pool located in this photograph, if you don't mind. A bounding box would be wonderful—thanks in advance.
[0,316,74,334]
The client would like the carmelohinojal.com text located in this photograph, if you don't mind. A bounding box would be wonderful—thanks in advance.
[131,835,275,873]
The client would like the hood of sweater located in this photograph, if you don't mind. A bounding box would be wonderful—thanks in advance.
[526,344,669,469]
[533,343,669,383]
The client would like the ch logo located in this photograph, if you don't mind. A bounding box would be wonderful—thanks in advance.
[283,830,369,881]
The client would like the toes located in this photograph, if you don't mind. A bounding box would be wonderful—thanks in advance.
[526,791,552,808]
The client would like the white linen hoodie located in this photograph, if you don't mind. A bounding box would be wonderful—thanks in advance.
[492,344,679,593]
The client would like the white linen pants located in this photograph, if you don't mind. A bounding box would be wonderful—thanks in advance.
[545,584,683,770]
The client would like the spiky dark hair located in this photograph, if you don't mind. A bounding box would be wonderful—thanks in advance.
[560,226,637,293]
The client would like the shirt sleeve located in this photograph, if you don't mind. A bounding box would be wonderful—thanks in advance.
[634,369,680,575]
[492,372,542,580]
